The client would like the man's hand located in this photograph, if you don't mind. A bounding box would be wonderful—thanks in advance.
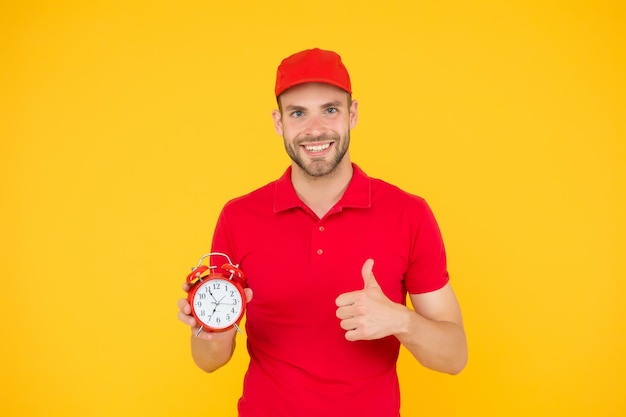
[335,259,409,341]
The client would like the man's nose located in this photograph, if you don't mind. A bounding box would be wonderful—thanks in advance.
[304,114,325,137]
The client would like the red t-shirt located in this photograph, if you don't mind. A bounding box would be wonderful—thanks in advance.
[211,164,449,417]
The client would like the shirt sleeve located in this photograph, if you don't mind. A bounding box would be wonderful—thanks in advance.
[211,205,235,260]
[404,199,450,294]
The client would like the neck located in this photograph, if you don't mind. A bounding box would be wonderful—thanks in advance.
[291,160,353,219]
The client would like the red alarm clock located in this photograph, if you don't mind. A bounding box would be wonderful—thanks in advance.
[186,252,247,335]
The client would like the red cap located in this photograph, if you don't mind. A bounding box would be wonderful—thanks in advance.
[274,48,352,97]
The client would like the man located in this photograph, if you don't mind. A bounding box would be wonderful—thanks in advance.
[178,48,467,417]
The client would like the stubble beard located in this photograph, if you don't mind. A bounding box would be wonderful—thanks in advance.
[284,131,350,179]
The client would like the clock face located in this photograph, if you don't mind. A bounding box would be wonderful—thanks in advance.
[191,277,245,330]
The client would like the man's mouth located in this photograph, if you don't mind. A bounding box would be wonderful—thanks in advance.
[303,143,331,153]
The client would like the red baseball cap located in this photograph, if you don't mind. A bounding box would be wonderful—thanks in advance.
[274,48,352,97]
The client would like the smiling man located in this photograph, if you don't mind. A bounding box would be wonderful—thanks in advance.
[178,48,467,417]
[274,82,355,176]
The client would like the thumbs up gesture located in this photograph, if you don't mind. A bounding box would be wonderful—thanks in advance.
[335,259,408,341]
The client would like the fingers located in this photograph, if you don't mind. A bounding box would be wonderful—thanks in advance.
[335,292,352,308]
[338,315,365,342]
[361,258,379,288]
[343,329,361,342]
[335,304,350,320]
[244,287,254,303]
[177,297,189,312]
[335,259,387,342]
[177,298,196,327]
[337,314,357,330]
[335,299,360,338]
[337,258,380,307]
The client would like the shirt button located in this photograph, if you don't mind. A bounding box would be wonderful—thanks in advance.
[316,249,324,255]
[318,226,325,232]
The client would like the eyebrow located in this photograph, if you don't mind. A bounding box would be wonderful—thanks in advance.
[285,104,306,112]
[285,101,343,112]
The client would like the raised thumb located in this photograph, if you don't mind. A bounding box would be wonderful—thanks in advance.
[361,258,378,288]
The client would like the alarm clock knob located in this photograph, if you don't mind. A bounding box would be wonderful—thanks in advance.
[222,263,245,279]
[186,265,210,283]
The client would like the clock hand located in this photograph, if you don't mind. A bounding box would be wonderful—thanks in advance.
[207,305,219,321]
[207,287,219,303]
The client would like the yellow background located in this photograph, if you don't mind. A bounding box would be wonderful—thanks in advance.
[2,1,625,416]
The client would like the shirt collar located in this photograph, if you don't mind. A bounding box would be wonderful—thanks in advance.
[274,163,372,213]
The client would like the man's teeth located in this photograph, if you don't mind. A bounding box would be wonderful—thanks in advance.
[305,143,331,152]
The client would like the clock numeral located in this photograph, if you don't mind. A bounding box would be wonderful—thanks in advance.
[212,283,221,290]
[198,293,207,300]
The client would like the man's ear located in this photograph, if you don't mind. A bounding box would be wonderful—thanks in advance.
[271,109,283,136]
[349,99,359,130]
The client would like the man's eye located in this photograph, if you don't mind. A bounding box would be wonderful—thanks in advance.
[326,107,338,114]
[291,111,304,118]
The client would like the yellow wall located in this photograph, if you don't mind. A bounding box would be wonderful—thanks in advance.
[2,1,624,416]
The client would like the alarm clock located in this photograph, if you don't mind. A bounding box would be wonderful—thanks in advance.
[186,252,247,335]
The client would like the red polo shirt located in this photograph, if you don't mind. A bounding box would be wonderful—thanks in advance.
[211,164,449,417]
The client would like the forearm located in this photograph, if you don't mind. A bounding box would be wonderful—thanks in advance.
[190,331,237,373]
[395,308,467,375]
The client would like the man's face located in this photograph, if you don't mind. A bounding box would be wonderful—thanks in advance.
[272,83,358,179]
